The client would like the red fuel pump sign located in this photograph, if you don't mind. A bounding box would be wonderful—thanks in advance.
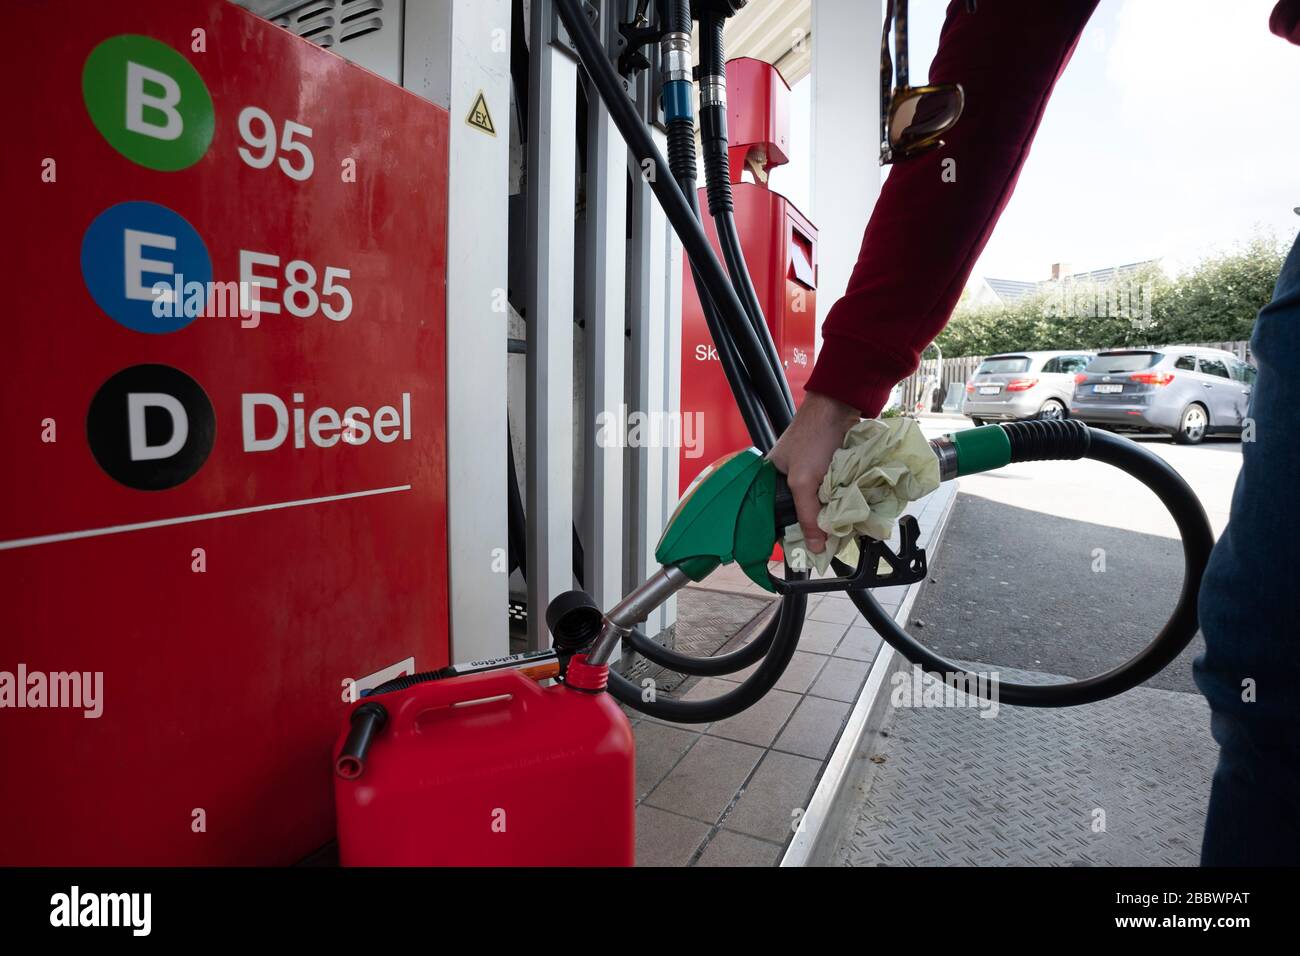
[1,0,450,864]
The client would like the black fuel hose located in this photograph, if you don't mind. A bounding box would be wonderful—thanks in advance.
[598,0,780,686]
[606,592,808,722]
[660,21,771,452]
[698,11,794,411]
[615,6,795,681]
[842,422,1215,706]
[621,608,779,676]
[614,0,778,677]
[559,0,809,719]
[342,0,791,725]
[556,0,791,440]
[558,0,1212,713]
[661,6,774,449]
[670,127,775,450]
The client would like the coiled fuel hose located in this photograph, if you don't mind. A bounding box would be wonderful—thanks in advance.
[558,1,1215,715]
[843,419,1215,707]
[554,0,814,722]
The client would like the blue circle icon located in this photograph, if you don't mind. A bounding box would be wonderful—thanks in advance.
[81,201,212,334]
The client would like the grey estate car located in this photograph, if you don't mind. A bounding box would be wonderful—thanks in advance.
[962,350,1093,424]
[1070,347,1256,444]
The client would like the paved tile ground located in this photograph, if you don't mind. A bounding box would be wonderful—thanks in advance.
[627,480,957,866]
[829,661,1215,866]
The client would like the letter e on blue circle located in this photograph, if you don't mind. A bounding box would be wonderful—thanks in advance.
[81,201,212,334]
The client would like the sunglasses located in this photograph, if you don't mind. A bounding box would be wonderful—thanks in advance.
[880,0,966,165]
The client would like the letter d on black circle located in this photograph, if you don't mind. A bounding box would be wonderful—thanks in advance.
[87,364,215,490]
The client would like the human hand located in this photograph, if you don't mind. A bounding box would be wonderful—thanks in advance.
[767,391,861,554]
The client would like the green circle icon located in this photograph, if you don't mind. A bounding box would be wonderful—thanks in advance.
[83,34,214,171]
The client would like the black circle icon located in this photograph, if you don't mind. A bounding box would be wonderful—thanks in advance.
[86,364,216,490]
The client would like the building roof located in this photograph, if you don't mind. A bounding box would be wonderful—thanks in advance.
[1064,261,1156,285]
[983,278,1040,304]
[981,260,1159,306]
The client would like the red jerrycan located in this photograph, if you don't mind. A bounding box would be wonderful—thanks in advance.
[333,665,635,866]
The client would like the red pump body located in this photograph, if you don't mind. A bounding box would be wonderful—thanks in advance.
[335,668,635,866]
[680,58,818,495]
[3,0,450,865]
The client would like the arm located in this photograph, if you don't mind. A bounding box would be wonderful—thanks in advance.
[809,0,1099,417]
[1273,0,1300,43]
[772,0,1098,551]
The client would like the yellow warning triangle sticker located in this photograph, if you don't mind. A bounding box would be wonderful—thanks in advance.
[466,91,496,136]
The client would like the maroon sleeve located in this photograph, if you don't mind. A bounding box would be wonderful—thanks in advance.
[1272,0,1300,43]
[805,0,1098,417]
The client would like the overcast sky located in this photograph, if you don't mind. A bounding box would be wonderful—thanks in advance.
[773,0,1300,285]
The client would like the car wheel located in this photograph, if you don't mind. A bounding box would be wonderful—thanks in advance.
[970,417,984,427]
[1174,403,1208,445]
[1037,399,1066,421]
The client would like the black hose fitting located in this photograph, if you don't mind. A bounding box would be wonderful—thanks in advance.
[699,15,732,216]
[667,0,690,32]
[1001,418,1091,463]
[699,13,726,74]
[336,702,388,779]
[546,590,604,656]
[666,120,697,185]
[701,107,732,215]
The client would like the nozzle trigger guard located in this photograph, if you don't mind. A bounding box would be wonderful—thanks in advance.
[769,515,928,595]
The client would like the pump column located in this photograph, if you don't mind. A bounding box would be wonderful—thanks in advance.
[625,74,683,646]
[810,0,883,359]
[405,0,512,661]
[525,0,579,650]
[581,1,630,616]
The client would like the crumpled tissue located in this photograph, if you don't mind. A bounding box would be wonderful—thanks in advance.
[782,416,940,575]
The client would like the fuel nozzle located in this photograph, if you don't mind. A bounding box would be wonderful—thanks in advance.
[335,702,388,780]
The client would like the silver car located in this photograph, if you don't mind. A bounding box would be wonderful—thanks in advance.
[1070,347,1256,444]
[962,350,1093,424]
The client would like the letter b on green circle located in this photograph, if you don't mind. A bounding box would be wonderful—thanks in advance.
[83,35,214,171]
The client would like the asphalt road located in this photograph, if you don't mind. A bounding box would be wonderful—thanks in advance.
[910,421,1243,694]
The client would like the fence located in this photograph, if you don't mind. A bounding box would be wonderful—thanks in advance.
[896,340,1253,415]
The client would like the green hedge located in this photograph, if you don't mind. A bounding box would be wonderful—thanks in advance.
[935,235,1287,358]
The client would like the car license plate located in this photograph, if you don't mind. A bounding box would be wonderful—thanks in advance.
[1093,384,1123,394]
[977,386,1000,395]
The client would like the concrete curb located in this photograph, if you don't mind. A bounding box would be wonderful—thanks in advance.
[779,483,960,867]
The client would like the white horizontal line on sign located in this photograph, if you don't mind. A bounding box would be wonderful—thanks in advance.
[0,485,413,551]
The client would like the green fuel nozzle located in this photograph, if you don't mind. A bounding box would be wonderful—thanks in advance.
[651,420,1084,600]
[653,441,935,597]
[654,448,778,590]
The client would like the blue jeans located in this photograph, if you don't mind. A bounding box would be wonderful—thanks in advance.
[1195,232,1300,866]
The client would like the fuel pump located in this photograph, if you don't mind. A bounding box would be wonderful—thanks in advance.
[333,0,1215,865]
